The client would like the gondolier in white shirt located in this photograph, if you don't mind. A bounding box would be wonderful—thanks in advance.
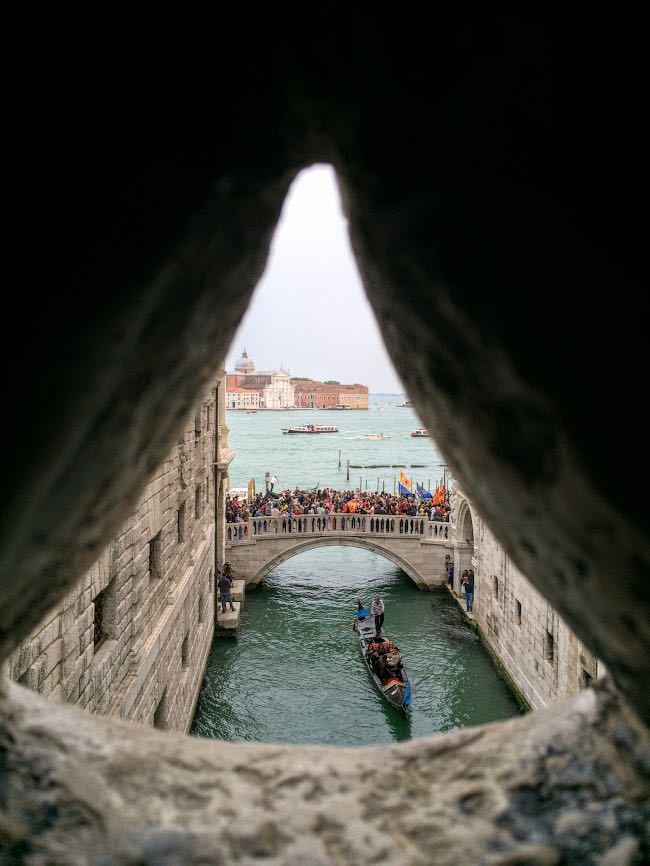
[372,595,385,636]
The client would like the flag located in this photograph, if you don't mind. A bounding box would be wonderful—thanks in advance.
[398,482,412,496]
[416,483,432,499]
[399,471,412,492]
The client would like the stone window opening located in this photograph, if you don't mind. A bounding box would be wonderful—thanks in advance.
[194,410,201,445]
[198,592,204,623]
[206,404,211,430]
[493,575,499,600]
[148,531,162,580]
[3,106,648,863]
[515,598,522,626]
[153,688,168,730]
[181,632,190,670]
[544,629,555,664]
[581,667,593,689]
[92,577,116,652]
[177,502,186,544]
[195,485,201,520]
[205,475,210,503]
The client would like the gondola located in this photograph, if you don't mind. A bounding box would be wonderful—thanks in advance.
[354,614,412,715]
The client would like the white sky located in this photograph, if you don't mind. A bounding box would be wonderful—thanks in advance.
[226,165,404,393]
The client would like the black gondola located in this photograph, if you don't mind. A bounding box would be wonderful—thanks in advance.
[354,614,412,715]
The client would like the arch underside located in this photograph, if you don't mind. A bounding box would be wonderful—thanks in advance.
[248,537,425,586]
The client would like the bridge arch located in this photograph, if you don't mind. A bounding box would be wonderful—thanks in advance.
[248,537,427,588]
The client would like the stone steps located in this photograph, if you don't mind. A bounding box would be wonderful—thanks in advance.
[216,601,241,632]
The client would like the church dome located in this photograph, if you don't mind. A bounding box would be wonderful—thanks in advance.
[234,349,255,373]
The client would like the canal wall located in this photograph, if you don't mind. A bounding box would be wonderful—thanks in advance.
[452,488,600,711]
[5,374,232,734]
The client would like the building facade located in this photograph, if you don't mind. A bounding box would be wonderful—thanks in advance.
[292,379,369,408]
[6,371,233,734]
[227,350,295,409]
[451,487,600,710]
[226,386,260,410]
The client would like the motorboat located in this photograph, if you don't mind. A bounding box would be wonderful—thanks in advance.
[282,424,339,434]
[411,428,430,437]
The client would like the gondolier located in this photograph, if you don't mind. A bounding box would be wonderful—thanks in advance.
[372,594,385,636]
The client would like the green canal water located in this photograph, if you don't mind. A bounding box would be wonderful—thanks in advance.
[191,548,522,745]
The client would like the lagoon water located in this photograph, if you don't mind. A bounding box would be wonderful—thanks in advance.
[191,398,523,745]
[225,396,446,493]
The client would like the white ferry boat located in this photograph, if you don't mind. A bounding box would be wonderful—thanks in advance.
[282,424,339,434]
[411,428,430,437]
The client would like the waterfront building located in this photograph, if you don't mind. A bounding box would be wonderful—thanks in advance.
[226,386,260,411]
[292,378,369,409]
[6,369,234,733]
[227,350,296,409]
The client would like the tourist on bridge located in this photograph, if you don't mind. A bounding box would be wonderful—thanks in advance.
[218,569,235,614]
[372,594,385,635]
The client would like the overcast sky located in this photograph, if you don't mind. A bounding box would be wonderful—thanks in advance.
[226,165,403,393]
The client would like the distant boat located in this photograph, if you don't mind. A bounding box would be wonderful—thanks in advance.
[398,400,412,407]
[411,428,430,437]
[246,410,258,414]
[282,424,339,434]
[361,434,391,440]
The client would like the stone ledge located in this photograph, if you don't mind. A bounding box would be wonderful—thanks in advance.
[1,678,647,864]
[216,602,240,630]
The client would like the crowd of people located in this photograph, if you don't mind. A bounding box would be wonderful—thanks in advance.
[226,487,451,524]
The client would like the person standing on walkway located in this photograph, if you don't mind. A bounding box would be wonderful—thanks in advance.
[218,570,235,613]
[464,570,475,613]
[372,594,385,635]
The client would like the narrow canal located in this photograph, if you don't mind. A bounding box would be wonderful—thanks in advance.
[191,548,522,745]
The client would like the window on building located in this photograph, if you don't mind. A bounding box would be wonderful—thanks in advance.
[198,593,204,623]
[194,410,201,444]
[93,577,116,651]
[153,688,168,729]
[206,404,211,430]
[181,632,190,669]
[544,629,554,663]
[149,531,162,579]
[206,475,210,503]
[177,502,186,543]
[581,668,593,689]
[515,599,522,626]
[493,576,499,600]
[195,486,201,519]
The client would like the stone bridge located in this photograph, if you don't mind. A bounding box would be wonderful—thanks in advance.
[226,514,453,588]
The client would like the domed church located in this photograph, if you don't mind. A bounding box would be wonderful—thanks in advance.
[234,349,255,374]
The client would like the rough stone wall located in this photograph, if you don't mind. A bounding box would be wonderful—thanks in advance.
[453,489,599,711]
[4,382,222,733]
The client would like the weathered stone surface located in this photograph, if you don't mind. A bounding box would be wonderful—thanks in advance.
[1,678,647,864]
